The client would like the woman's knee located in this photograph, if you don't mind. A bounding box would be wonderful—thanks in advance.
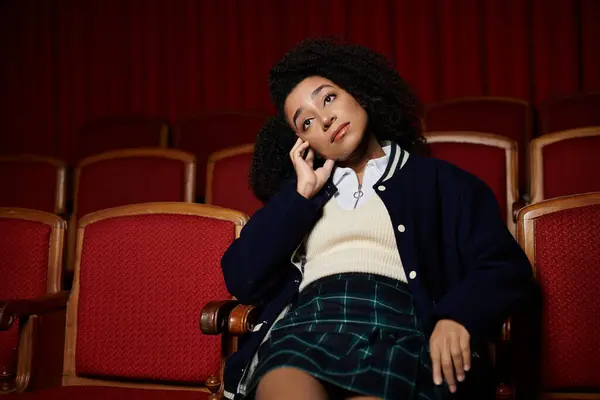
[256,367,327,400]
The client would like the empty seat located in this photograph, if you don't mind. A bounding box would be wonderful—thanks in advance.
[530,127,600,203]
[74,148,195,218]
[425,97,530,190]
[514,192,600,398]
[2,203,248,398]
[0,208,66,393]
[66,148,195,274]
[426,131,520,234]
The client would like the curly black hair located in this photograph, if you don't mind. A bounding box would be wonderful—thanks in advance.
[251,37,426,203]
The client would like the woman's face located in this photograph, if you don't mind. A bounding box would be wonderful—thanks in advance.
[283,76,368,161]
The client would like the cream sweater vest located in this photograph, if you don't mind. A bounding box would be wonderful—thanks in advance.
[299,194,407,291]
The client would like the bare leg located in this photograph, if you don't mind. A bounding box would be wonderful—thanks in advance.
[256,367,328,400]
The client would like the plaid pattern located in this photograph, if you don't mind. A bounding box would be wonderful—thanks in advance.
[244,273,441,400]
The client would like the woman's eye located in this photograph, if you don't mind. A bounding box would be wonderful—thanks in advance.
[324,94,336,105]
[302,119,312,131]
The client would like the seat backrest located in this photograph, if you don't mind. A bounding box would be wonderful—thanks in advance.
[64,203,247,389]
[0,156,66,214]
[0,208,65,298]
[540,93,600,134]
[206,144,262,217]
[173,112,268,200]
[425,131,519,234]
[530,127,600,203]
[77,117,169,160]
[517,193,600,392]
[425,97,530,190]
[0,208,65,379]
[74,148,195,218]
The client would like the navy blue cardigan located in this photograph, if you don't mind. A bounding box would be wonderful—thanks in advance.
[220,144,533,398]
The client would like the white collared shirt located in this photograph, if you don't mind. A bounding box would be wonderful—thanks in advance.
[331,144,391,210]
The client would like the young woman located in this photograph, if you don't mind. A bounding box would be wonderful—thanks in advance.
[220,38,534,400]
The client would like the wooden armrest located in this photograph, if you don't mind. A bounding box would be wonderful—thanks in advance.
[200,300,240,335]
[512,199,527,222]
[0,291,69,330]
[228,304,258,336]
[200,300,258,336]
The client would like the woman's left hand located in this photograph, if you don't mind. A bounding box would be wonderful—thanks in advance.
[429,319,471,394]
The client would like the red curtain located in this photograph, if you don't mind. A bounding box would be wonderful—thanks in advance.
[1,0,598,162]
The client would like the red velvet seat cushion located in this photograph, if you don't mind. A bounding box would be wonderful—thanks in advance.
[4,386,210,399]
[535,204,600,389]
[75,214,233,383]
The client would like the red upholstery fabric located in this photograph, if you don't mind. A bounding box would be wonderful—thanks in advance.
[535,204,600,390]
[77,157,186,217]
[428,142,507,223]
[0,159,61,213]
[174,113,268,199]
[3,386,209,399]
[0,217,51,379]
[210,152,262,216]
[78,118,168,160]
[0,218,50,299]
[75,214,234,383]
[542,136,600,200]
[542,93,600,134]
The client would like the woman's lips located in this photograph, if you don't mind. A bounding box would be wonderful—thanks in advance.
[330,122,350,143]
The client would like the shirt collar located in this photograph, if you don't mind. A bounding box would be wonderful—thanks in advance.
[332,143,392,185]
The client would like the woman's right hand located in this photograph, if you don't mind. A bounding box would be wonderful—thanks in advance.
[289,138,335,199]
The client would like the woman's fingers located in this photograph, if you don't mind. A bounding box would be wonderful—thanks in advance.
[441,339,457,393]
[431,344,443,387]
[316,159,334,181]
[305,148,314,168]
[460,334,471,373]
[450,334,465,383]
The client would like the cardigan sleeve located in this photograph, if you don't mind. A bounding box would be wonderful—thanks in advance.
[221,180,325,305]
[428,176,535,342]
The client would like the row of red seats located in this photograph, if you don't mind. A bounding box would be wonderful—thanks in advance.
[0,203,248,398]
[13,93,600,200]
[2,126,599,238]
[424,93,600,189]
[209,127,600,235]
[76,112,268,200]
[2,192,599,398]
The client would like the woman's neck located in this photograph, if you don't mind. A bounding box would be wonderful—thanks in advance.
[340,134,385,185]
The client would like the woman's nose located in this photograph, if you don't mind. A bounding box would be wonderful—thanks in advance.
[322,114,336,130]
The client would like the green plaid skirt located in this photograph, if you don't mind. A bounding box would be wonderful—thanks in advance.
[244,273,442,399]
